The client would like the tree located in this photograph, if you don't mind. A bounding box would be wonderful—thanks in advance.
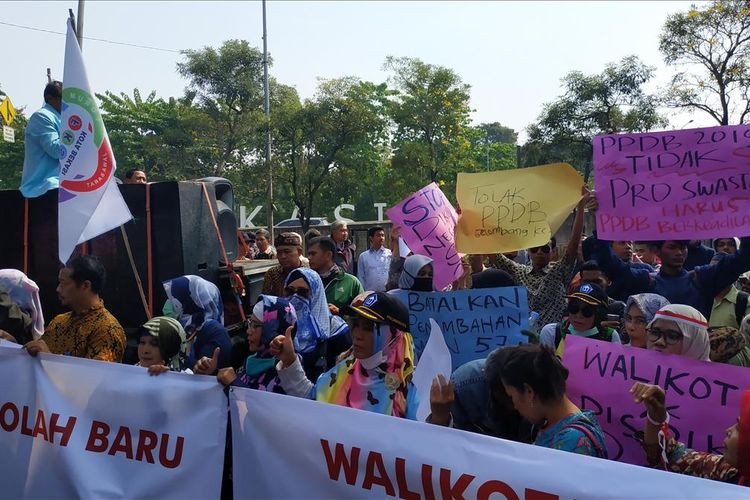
[0,85,27,190]
[385,56,473,184]
[273,78,390,231]
[660,0,750,125]
[477,122,518,144]
[177,40,267,176]
[521,56,667,178]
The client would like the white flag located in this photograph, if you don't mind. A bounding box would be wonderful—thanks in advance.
[58,21,132,263]
[412,318,453,421]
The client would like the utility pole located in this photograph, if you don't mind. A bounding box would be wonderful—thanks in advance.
[262,0,274,240]
[76,0,85,49]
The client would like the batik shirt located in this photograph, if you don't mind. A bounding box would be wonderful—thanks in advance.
[43,300,126,362]
[534,411,608,458]
[492,254,577,330]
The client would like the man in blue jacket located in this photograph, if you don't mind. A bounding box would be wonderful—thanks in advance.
[20,82,62,198]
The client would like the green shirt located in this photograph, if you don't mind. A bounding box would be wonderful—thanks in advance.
[709,286,750,330]
[324,270,364,310]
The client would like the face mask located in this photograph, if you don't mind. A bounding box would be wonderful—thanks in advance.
[567,323,600,338]
[412,277,433,292]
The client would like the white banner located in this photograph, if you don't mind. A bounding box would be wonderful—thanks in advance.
[58,20,132,263]
[0,348,227,499]
[230,388,746,499]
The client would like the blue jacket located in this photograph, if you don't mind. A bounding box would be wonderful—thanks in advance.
[591,236,750,317]
[685,243,715,271]
[20,103,61,198]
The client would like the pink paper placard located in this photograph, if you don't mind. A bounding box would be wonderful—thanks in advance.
[387,183,464,290]
[564,335,750,465]
[593,125,750,240]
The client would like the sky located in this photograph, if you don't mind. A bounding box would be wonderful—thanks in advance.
[0,1,712,143]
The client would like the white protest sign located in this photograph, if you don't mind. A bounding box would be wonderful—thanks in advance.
[230,388,745,499]
[412,319,452,421]
[0,349,227,499]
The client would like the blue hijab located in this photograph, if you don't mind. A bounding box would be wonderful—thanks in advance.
[626,293,670,324]
[284,268,347,353]
[163,275,224,331]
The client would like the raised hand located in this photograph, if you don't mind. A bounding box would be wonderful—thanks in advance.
[429,374,455,426]
[269,326,296,368]
[630,382,667,424]
[194,347,220,375]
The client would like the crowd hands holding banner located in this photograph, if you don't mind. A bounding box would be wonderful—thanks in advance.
[4,166,750,493]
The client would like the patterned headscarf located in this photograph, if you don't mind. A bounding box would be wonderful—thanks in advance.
[626,293,670,325]
[399,254,433,290]
[139,316,187,371]
[649,304,710,361]
[163,275,223,332]
[252,295,297,347]
[0,269,44,340]
[284,268,347,353]
[314,328,416,418]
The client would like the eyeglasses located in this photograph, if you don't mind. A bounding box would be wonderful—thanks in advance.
[284,286,310,299]
[624,315,647,326]
[529,245,551,254]
[248,320,263,330]
[647,327,683,345]
[567,302,595,318]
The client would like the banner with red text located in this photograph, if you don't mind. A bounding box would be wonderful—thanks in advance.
[229,387,744,499]
[0,347,226,499]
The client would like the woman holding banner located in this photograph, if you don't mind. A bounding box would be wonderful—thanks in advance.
[631,383,749,486]
[498,344,608,458]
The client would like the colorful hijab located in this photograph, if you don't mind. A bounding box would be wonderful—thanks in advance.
[163,275,223,332]
[243,295,297,382]
[284,268,347,353]
[399,254,433,290]
[139,316,187,371]
[626,293,670,325]
[649,304,711,361]
[314,325,416,418]
[0,269,44,340]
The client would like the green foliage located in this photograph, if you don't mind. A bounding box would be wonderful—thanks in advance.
[477,122,518,144]
[521,56,667,178]
[659,0,750,124]
[0,87,26,191]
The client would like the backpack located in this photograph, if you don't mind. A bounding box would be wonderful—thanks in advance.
[735,291,749,328]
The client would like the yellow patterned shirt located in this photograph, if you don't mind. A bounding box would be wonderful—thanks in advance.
[43,300,126,362]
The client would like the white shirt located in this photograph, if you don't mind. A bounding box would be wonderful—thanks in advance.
[357,247,392,292]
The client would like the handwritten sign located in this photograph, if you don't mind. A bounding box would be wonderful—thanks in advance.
[455,164,582,254]
[594,125,750,240]
[387,183,463,290]
[391,287,528,370]
[564,336,750,466]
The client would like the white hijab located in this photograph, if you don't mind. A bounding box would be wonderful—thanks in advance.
[649,304,710,361]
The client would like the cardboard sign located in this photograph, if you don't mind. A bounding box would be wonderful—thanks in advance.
[593,125,750,240]
[391,287,528,369]
[455,164,583,254]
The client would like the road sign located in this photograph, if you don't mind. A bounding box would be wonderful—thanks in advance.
[0,97,16,126]
[3,125,15,143]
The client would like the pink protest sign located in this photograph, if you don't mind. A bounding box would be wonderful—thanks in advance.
[593,125,750,240]
[387,183,464,290]
[564,336,750,466]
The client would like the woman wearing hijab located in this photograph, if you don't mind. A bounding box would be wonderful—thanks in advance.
[136,317,187,375]
[271,291,419,419]
[216,295,297,393]
[624,294,670,348]
[163,275,232,373]
[283,267,348,378]
[0,269,44,345]
[647,304,711,361]
[398,254,434,292]
[631,383,749,486]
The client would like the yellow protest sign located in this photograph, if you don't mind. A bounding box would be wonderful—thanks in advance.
[455,163,583,254]
[0,97,16,126]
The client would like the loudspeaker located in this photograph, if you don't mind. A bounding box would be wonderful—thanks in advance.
[198,177,238,263]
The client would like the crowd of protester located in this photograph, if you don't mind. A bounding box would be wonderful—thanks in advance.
[2,189,750,490]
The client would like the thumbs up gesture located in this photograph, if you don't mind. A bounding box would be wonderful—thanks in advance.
[270,326,296,368]
[194,347,221,375]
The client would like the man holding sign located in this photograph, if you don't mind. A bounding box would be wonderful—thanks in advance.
[490,188,590,331]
